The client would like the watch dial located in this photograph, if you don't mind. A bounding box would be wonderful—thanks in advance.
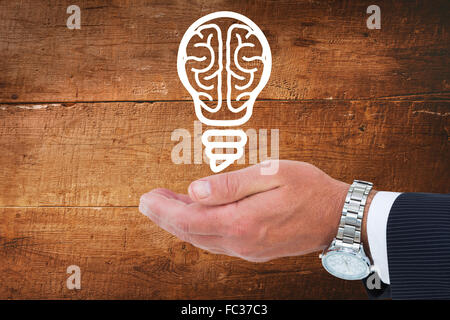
[322,251,369,280]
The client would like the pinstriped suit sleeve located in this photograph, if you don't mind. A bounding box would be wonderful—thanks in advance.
[387,192,450,299]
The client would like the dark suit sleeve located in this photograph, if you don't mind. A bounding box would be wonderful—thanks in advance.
[386,192,450,299]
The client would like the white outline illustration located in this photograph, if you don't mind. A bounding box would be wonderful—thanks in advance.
[177,11,272,172]
[202,129,248,173]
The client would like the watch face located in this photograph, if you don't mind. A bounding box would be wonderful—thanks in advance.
[322,251,370,280]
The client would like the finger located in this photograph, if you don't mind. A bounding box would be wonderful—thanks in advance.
[144,208,228,249]
[141,200,230,253]
[182,234,229,254]
[188,162,283,205]
[143,208,230,255]
[139,191,226,236]
[150,188,193,204]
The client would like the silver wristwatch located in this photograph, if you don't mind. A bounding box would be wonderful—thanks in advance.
[320,180,373,280]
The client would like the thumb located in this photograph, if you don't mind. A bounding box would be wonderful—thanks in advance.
[188,163,282,205]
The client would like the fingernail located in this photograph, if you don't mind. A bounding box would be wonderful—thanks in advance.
[139,195,152,216]
[139,201,149,216]
[190,180,211,199]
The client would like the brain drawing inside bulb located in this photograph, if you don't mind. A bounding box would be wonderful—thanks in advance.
[177,11,272,172]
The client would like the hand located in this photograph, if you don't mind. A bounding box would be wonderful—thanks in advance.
[139,160,354,262]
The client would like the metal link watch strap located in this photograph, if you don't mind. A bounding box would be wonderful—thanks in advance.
[335,180,373,251]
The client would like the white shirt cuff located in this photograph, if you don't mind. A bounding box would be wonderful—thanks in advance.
[367,191,402,285]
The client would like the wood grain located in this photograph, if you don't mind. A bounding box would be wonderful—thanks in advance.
[0,0,449,102]
[0,0,449,300]
[0,207,367,299]
[0,100,448,207]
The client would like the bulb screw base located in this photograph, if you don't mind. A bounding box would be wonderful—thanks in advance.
[202,129,247,173]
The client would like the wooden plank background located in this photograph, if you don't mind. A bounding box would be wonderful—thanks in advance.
[0,0,449,299]
[1,0,449,102]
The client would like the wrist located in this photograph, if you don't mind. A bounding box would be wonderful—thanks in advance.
[362,189,377,262]
[323,181,350,247]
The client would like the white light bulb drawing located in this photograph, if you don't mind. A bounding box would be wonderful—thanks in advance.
[177,11,272,172]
